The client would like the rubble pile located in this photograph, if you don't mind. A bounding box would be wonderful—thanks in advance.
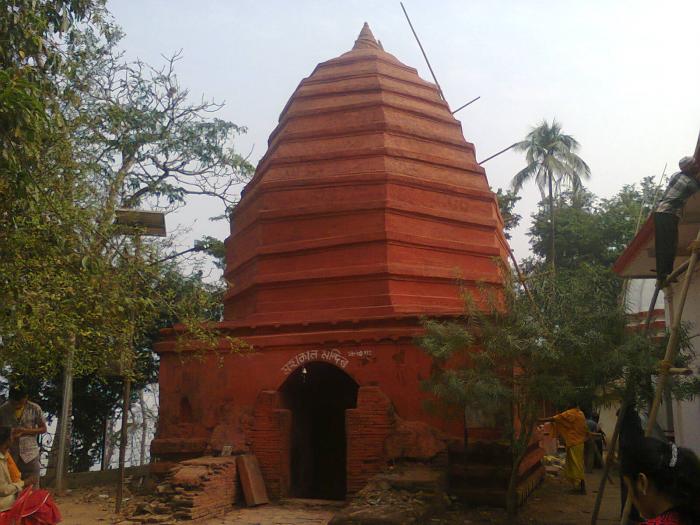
[330,464,448,525]
[125,456,238,524]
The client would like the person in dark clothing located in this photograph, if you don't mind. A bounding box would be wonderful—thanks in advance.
[621,437,700,525]
[585,413,605,470]
[654,155,700,282]
[620,405,645,524]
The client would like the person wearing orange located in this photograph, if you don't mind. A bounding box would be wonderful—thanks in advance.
[0,426,61,524]
[541,407,588,494]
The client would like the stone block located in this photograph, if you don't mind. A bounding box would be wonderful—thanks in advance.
[236,454,269,506]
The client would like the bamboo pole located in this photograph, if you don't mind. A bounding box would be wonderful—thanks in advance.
[590,398,628,525]
[619,229,700,525]
[592,232,695,523]
[591,272,666,523]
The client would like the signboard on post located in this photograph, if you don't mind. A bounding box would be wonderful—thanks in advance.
[114,209,167,237]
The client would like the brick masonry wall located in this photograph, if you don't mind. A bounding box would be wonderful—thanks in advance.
[250,390,291,499]
[346,386,396,493]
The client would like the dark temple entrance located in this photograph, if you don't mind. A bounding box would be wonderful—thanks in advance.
[281,362,359,500]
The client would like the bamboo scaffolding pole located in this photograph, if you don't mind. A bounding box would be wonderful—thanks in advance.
[590,397,629,525]
[591,284,660,524]
[591,238,693,524]
[618,228,700,525]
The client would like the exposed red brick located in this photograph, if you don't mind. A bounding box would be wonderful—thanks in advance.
[250,391,291,499]
[153,22,510,500]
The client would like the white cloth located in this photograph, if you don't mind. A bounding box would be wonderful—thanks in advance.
[18,436,39,464]
[0,452,23,511]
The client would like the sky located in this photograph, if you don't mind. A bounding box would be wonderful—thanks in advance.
[108,0,700,268]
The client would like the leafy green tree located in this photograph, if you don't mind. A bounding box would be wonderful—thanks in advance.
[495,188,522,240]
[197,236,227,271]
[1,4,252,472]
[512,119,590,270]
[527,179,658,270]
[419,265,697,516]
[1,9,252,380]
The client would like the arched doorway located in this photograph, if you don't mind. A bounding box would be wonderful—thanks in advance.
[280,362,359,500]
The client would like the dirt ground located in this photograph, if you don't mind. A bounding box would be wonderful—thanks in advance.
[54,469,623,525]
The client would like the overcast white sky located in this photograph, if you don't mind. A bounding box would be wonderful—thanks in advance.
[109,0,700,266]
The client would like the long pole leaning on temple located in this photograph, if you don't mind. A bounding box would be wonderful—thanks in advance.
[479,143,518,165]
[451,96,481,115]
[400,2,445,101]
[618,227,700,524]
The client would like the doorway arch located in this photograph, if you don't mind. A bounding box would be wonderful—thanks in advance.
[280,361,359,499]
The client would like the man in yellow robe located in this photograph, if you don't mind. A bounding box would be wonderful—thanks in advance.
[541,407,588,493]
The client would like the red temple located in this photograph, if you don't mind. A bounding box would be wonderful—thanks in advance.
[153,24,521,501]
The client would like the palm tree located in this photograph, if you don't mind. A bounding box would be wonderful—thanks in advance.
[511,119,590,270]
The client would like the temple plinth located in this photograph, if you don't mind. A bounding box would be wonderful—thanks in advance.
[154,23,512,501]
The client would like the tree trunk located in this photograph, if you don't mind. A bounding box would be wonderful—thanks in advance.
[44,398,72,484]
[506,424,535,519]
[105,422,116,470]
[101,416,110,470]
[139,390,148,465]
[547,169,556,274]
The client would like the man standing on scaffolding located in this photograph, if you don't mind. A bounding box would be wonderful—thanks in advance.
[654,154,700,282]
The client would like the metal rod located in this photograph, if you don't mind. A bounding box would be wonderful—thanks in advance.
[478,142,518,165]
[451,96,481,115]
[400,2,445,101]
[152,245,203,265]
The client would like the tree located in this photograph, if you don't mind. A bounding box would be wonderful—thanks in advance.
[512,119,590,270]
[495,188,522,240]
[1,5,252,472]
[527,178,658,271]
[419,265,698,517]
[1,8,252,380]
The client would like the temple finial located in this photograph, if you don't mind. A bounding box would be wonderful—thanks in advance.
[353,22,380,50]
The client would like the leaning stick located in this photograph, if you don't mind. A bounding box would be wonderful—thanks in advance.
[400,2,445,101]
[591,265,669,523]
[590,398,628,525]
[619,228,700,525]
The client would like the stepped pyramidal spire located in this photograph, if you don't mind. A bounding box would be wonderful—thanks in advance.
[153,23,516,505]
[353,22,380,50]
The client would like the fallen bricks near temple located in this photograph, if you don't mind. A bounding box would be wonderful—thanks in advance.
[123,456,240,524]
[329,463,449,525]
